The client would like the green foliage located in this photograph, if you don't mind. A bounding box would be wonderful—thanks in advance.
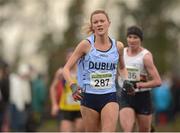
[0,0,17,6]
[63,0,85,47]
[1,0,179,81]
[117,0,180,75]
[47,0,85,83]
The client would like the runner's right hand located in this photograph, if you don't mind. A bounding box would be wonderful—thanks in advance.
[70,83,83,101]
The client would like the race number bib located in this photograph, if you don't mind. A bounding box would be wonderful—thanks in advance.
[127,66,140,81]
[90,72,113,89]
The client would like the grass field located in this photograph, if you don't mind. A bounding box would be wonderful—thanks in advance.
[37,114,180,132]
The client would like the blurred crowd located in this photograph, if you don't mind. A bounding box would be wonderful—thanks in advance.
[152,73,180,126]
[0,57,180,131]
[0,59,47,132]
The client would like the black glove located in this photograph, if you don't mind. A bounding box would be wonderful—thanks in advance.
[70,83,84,101]
[123,80,135,95]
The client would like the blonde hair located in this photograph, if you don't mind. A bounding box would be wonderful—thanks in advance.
[81,10,110,35]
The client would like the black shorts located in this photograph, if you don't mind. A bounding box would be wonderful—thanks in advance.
[117,89,153,115]
[81,92,118,113]
[58,110,82,121]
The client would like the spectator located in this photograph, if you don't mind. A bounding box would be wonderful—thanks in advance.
[0,59,10,131]
[29,73,47,131]
[171,74,180,119]
[152,74,173,125]
[9,64,32,131]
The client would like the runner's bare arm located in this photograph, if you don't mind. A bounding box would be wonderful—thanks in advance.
[116,41,128,79]
[63,40,90,86]
[50,68,63,115]
[136,52,161,89]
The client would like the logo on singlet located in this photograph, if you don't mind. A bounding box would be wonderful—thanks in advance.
[99,54,108,57]
[88,61,116,70]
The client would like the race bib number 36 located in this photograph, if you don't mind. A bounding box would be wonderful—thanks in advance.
[90,72,113,89]
[127,66,140,81]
